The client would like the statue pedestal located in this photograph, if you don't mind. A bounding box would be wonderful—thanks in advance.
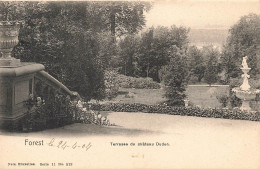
[240,100,251,111]
[0,62,44,130]
[0,58,21,67]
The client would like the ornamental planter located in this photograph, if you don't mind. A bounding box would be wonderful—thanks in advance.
[0,21,21,66]
[0,20,45,130]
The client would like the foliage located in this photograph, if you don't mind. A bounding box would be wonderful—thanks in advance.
[229,91,242,108]
[23,94,76,131]
[75,100,113,126]
[8,2,105,100]
[96,32,118,69]
[135,28,155,79]
[86,1,152,36]
[159,47,189,105]
[220,45,241,81]
[187,46,205,82]
[227,78,243,108]
[203,46,220,85]
[134,26,190,81]
[221,13,260,81]
[216,94,229,108]
[22,94,115,132]
[0,1,153,101]
[116,25,190,82]
[104,70,120,99]
[0,1,27,21]
[89,102,260,121]
[118,34,140,76]
[116,74,161,89]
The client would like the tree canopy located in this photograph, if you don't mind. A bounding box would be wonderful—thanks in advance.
[221,13,260,80]
[86,1,152,36]
[202,46,220,85]
[117,25,190,81]
[187,46,205,82]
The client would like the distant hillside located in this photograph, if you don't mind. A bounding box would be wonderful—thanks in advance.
[188,29,229,49]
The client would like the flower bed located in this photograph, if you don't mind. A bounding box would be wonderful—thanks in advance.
[22,95,114,132]
[88,103,260,121]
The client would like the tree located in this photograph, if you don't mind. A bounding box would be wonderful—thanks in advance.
[10,2,103,100]
[136,28,155,78]
[187,46,205,82]
[135,25,190,82]
[87,1,152,37]
[118,34,139,76]
[203,46,220,85]
[219,44,241,81]
[159,47,189,106]
[96,31,118,70]
[0,1,27,21]
[151,26,189,81]
[221,13,260,80]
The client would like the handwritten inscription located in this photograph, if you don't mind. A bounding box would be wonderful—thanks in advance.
[47,138,92,151]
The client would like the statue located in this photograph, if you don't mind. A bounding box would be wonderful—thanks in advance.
[232,55,260,111]
[240,73,250,91]
[240,56,250,91]
[242,56,248,68]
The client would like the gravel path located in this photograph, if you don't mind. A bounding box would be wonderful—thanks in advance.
[0,112,259,169]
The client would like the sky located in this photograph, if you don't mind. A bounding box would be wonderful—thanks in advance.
[144,0,260,29]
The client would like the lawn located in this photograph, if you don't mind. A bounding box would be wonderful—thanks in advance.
[186,85,230,108]
[96,85,230,109]
[98,87,167,105]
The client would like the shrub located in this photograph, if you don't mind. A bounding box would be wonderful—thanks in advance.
[22,95,115,132]
[229,90,242,108]
[216,94,229,108]
[158,50,189,106]
[88,102,260,121]
[116,74,160,89]
[23,94,75,132]
[104,70,120,99]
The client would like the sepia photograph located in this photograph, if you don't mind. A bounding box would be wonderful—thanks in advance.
[0,0,259,168]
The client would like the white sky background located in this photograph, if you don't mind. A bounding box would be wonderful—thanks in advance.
[144,0,260,29]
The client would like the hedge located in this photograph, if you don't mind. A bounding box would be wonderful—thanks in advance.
[88,103,260,121]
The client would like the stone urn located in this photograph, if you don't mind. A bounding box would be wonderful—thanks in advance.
[0,21,21,66]
[0,20,45,130]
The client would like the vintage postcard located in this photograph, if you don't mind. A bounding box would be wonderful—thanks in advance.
[0,0,259,169]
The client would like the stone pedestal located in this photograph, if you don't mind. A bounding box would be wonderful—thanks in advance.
[240,100,251,111]
[184,99,189,107]
[0,62,44,130]
[0,58,21,67]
